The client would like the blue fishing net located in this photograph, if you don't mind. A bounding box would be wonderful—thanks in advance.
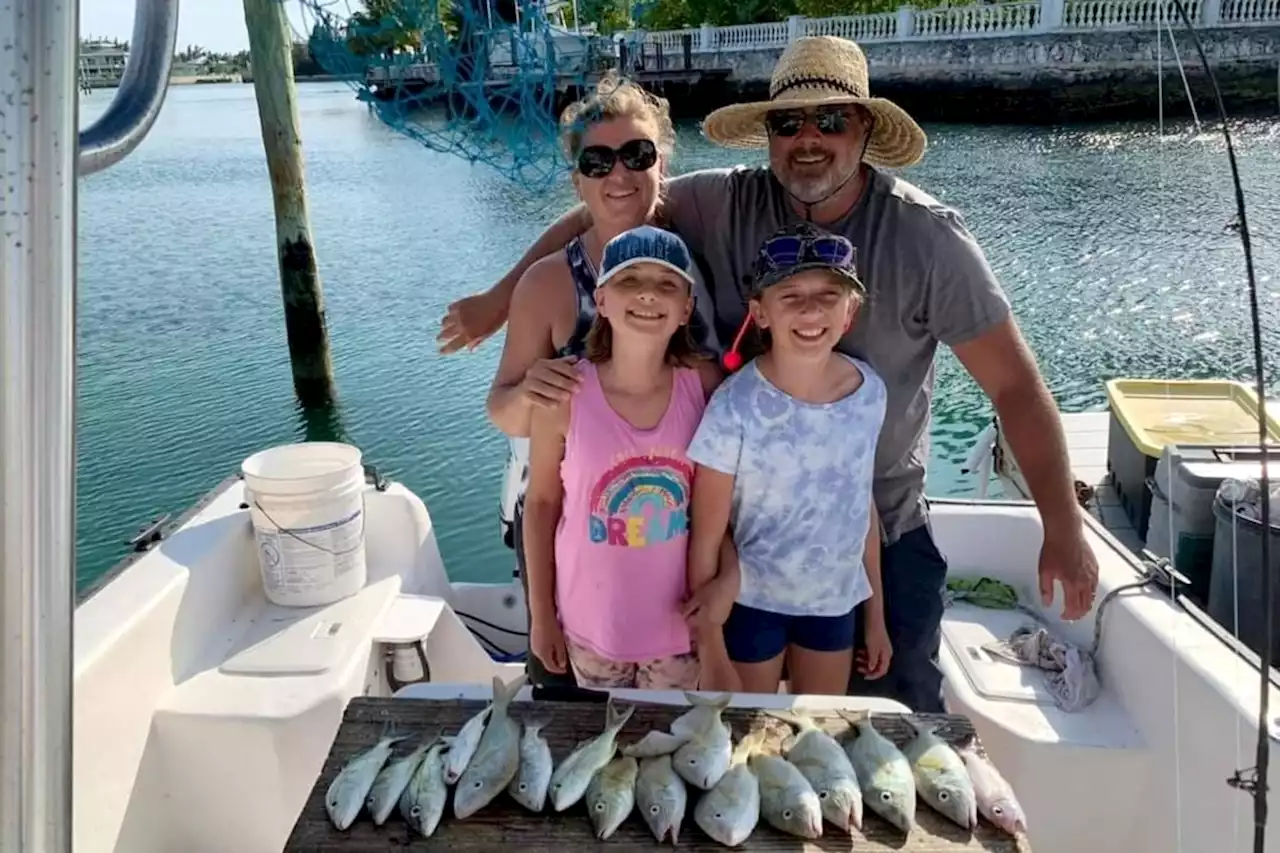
[292,0,615,193]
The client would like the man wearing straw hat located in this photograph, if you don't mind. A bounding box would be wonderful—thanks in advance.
[438,36,1099,713]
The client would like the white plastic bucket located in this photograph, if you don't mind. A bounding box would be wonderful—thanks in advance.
[241,442,368,608]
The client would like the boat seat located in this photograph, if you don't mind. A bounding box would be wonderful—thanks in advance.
[940,602,1148,853]
[152,583,493,851]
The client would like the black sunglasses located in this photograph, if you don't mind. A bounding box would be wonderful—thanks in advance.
[576,138,658,179]
[765,108,851,138]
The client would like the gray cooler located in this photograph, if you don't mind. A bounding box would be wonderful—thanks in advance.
[1145,445,1272,606]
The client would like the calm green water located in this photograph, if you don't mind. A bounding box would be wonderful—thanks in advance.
[75,82,1280,590]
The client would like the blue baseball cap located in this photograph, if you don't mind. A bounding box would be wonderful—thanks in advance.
[751,222,863,295]
[597,226,697,288]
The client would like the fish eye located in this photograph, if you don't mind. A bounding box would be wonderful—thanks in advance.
[783,809,793,819]
[939,791,949,801]
[518,782,528,791]
[410,806,421,817]
[687,757,698,765]
[650,805,660,815]
[473,780,483,789]
[993,806,1004,815]
[714,812,722,819]
[818,790,829,800]
[880,791,893,803]
[595,802,605,812]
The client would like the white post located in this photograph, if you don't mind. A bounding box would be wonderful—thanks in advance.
[1201,0,1223,25]
[897,5,915,37]
[1038,0,1066,30]
[0,1,76,851]
[787,14,805,41]
[700,22,715,50]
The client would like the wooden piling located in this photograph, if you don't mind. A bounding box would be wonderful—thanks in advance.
[243,0,337,406]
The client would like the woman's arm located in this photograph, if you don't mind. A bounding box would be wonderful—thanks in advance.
[486,259,579,438]
[522,400,571,670]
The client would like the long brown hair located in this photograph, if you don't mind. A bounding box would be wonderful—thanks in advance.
[584,312,706,368]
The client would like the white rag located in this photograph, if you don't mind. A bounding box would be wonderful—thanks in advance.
[983,625,1101,713]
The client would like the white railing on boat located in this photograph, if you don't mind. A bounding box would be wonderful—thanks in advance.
[620,0,1277,54]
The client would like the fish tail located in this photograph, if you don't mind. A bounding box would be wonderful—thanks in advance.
[834,709,870,726]
[903,716,937,737]
[732,728,768,764]
[955,731,979,753]
[492,671,528,712]
[761,709,811,730]
[524,711,553,732]
[605,697,636,732]
[682,690,732,710]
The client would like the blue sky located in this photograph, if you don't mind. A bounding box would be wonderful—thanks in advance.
[81,0,316,53]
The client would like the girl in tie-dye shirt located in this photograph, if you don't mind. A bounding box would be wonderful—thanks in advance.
[684,223,893,696]
[523,226,722,690]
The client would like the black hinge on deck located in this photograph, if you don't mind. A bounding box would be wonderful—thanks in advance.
[1137,550,1193,595]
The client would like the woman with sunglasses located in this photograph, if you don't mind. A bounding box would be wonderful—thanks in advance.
[485,73,719,687]
[684,223,893,698]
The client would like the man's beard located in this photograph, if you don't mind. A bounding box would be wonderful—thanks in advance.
[782,148,856,205]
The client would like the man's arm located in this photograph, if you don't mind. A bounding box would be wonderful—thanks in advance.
[951,318,1079,530]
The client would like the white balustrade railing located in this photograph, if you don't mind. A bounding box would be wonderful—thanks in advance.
[617,0,1276,54]
[805,13,900,42]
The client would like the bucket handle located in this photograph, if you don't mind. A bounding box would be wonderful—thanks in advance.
[251,497,366,557]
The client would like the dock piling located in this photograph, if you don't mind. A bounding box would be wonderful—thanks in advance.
[243,0,337,407]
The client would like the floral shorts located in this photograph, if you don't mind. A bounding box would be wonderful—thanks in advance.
[565,637,700,690]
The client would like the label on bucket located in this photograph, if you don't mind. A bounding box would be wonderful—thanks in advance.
[254,505,365,598]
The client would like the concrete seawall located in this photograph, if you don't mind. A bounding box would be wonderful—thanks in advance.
[669,26,1280,121]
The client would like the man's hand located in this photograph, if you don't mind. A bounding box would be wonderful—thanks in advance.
[1038,519,1099,621]
[437,288,508,354]
[520,356,583,409]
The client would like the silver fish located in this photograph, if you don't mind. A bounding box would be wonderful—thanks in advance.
[693,729,762,847]
[549,697,636,812]
[837,710,916,834]
[507,713,554,812]
[767,710,863,832]
[670,691,734,790]
[635,755,687,845]
[586,755,639,840]
[367,737,434,826]
[622,730,689,759]
[902,718,978,831]
[454,672,528,819]
[400,737,452,837]
[444,702,494,784]
[750,750,823,840]
[325,732,409,831]
[956,735,1025,835]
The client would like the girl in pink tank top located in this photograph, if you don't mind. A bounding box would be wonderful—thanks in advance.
[522,226,721,690]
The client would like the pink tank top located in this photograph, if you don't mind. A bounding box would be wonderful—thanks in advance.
[554,360,707,662]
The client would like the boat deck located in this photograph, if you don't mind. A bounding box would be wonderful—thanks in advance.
[284,696,1031,852]
[996,410,1146,554]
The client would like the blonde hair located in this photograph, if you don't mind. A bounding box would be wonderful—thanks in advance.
[559,71,676,162]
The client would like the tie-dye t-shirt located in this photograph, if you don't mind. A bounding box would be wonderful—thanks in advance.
[687,355,887,618]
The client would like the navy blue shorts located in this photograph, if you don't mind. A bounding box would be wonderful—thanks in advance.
[722,602,858,663]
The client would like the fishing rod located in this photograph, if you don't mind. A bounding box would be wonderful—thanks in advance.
[1164,2,1272,849]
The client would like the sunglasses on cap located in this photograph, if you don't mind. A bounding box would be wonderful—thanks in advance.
[765,107,852,138]
[576,138,659,179]
[752,229,860,292]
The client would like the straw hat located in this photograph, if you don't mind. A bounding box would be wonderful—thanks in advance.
[701,36,926,169]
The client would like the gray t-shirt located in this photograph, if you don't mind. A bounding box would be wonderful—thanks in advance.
[666,165,1011,545]
[687,355,887,618]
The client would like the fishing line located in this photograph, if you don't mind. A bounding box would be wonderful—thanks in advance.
[1153,12,1187,853]
[1165,2,1272,851]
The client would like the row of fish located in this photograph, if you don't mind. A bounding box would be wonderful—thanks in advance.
[324,673,1026,847]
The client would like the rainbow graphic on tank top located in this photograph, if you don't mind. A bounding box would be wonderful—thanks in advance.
[588,450,694,548]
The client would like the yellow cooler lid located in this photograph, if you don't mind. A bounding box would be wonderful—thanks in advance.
[1104,378,1280,459]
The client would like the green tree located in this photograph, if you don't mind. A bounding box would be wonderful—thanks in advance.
[346,0,431,57]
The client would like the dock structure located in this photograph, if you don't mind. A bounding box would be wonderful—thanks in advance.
[285,695,1030,851]
[362,33,732,117]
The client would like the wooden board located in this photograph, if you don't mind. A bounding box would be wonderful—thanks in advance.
[285,696,1032,852]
